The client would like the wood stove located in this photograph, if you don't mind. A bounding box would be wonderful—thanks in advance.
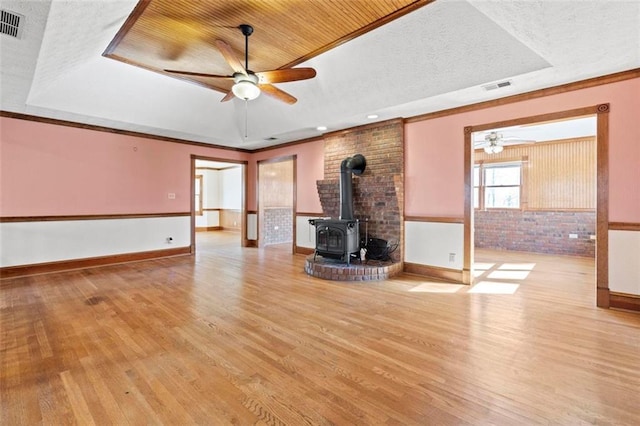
[309,218,359,264]
[310,154,366,265]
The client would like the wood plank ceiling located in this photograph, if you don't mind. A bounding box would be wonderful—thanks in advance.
[104,0,432,95]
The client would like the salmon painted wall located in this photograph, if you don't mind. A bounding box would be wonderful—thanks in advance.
[404,77,640,222]
[247,139,324,213]
[3,77,637,222]
[0,118,248,216]
[405,114,465,217]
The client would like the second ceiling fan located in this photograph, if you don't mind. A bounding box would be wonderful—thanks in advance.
[474,131,536,154]
[165,24,316,104]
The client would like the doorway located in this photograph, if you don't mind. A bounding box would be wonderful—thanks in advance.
[190,155,247,254]
[257,156,296,253]
[464,104,610,307]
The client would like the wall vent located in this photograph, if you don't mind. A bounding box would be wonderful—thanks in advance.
[482,80,512,91]
[1,9,24,39]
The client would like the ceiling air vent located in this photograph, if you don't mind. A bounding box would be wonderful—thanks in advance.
[1,9,24,39]
[482,80,512,91]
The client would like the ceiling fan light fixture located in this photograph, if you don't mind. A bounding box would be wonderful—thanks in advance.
[485,131,502,142]
[484,144,504,154]
[232,79,260,100]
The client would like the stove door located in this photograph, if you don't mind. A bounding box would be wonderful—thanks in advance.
[316,226,345,255]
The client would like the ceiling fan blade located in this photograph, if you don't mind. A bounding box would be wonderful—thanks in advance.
[220,91,235,102]
[215,39,246,74]
[259,84,297,104]
[164,69,233,80]
[255,68,317,84]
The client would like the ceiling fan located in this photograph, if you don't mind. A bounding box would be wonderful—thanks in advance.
[474,131,535,154]
[164,24,316,104]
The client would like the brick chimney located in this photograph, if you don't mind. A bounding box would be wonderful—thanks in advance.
[317,119,404,262]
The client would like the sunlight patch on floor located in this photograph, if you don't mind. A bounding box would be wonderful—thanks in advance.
[468,281,520,294]
[499,263,536,270]
[409,282,466,293]
[473,261,536,280]
[474,262,497,277]
[474,262,496,270]
[487,270,531,280]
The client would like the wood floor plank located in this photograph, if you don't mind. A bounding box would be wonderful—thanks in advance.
[59,369,97,425]
[1,232,639,425]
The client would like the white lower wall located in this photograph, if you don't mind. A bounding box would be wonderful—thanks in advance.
[404,221,464,270]
[247,213,257,240]
[609,230,640,295]
[0,216,191,267]
[195,210,220,228]
[296,216,322,249]
[207,210,220,227]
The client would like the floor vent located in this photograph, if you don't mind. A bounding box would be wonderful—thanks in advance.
[482,80,512,91]
[1,9,24,39]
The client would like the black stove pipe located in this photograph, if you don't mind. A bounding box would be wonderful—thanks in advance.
[339,154,366,220]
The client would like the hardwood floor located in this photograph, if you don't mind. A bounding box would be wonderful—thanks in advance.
[2,232,639,425]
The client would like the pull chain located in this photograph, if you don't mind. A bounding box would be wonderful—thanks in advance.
[244,99,249,139]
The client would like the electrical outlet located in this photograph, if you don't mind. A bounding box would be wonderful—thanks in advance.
[166,237,173,244]
[167,193,176,199]
[449,253,456,262]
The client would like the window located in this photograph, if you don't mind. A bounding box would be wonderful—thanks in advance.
[474,161,522,209]
[195,175,203,216]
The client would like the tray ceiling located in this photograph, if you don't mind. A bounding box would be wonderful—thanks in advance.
[104,0,431,95]
[1,0,639,150]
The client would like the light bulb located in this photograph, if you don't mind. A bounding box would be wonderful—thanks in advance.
[232,80,260,100]
[484,144,504,154]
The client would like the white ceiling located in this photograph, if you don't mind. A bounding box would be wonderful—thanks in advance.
[195,159,240,169]
[473,115,597,145]
[1,0,639,150]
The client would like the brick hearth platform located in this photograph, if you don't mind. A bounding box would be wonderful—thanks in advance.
[305,255,402,281]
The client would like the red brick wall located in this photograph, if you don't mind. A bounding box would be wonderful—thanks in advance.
[475,210,596,257]
[317,119,404,261]
[263,207,293,245]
